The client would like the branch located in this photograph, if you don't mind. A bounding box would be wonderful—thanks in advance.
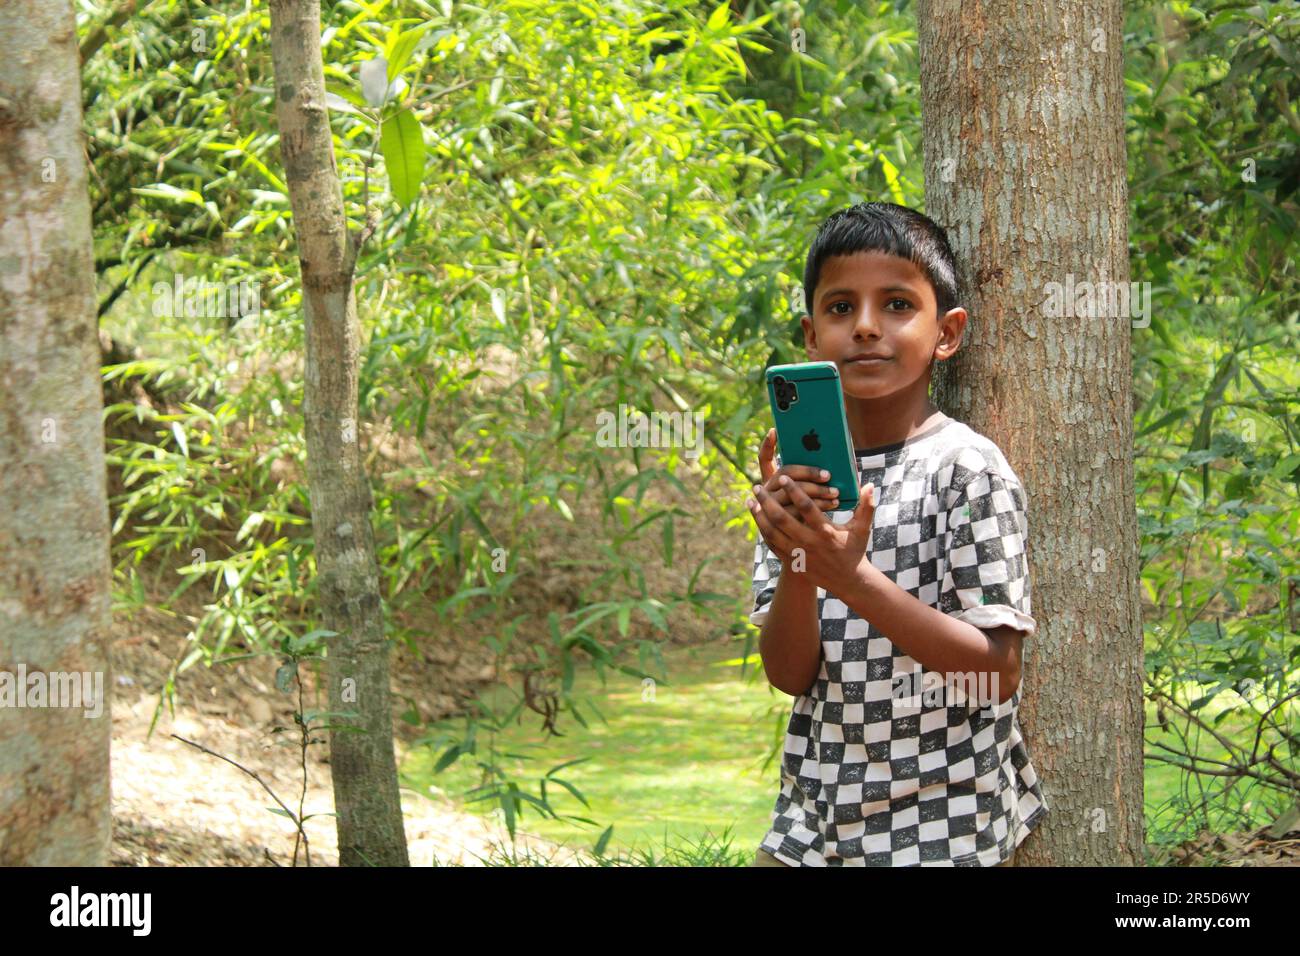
[80,0,152,65]
[171,733,313,866]
[1273,79,1300,139]
[97,251,155,318]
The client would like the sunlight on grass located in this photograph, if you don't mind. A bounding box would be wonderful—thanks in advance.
[401,639,787,861]
[1143,680,1299,842]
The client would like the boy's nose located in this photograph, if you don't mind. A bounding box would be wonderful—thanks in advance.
[852,306,883,337]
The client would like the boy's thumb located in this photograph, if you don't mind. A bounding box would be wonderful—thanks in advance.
[854,482,876,525]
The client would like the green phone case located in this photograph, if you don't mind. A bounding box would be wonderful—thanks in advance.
[765,361,860,509]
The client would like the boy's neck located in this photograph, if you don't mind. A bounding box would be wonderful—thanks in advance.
[844,381,944,451]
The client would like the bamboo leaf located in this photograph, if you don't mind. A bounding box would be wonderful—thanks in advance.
[386,23,435,81]
[380,108,425,207]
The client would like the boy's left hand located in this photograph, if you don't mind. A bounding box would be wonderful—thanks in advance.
[747,477,877,596]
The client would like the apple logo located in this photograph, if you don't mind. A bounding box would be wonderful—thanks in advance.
[802,429,820,452]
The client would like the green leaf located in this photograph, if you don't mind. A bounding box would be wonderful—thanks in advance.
[1271,453,1300,479]
[642,599,667,632]
[1137,407,1187,438]
[387,23,436,82]
[547,775,590,808]
[501,785,516,836]
[291,629,337,652]
[380,108,425,207]
[434,743,463,772]
[593,824,614,856]
[275,662,297,692]
[325,91,365,116]
[546,756,592,775]
[170,421,189,458]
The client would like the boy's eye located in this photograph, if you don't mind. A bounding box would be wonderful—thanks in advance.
[886,297,913,311]
[829,301,852,314]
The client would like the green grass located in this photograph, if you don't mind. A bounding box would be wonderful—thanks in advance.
[1143,688,1297,848]
[400,637,788,863]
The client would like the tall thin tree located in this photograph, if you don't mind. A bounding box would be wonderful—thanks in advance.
[268,0,409,866]
[916,0,1145,864]
[0,0,113,865]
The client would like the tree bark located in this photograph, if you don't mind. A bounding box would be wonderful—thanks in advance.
[916,0,1145,865]
[267,0,409,866]
[0,0,113,865]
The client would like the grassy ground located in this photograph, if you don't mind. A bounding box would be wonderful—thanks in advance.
[1143,693,1294,846]
[401,638,1297,864]
[401,637,785,862]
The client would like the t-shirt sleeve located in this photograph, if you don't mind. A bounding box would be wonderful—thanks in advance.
[749,534,782,627]
[939,469,1037,636]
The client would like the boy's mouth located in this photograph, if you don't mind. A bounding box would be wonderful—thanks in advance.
[844,353,891,366]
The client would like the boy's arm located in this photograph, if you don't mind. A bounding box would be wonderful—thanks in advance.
[758,568,822,697]
[833,570,1023,703]
[767,468,1035,705]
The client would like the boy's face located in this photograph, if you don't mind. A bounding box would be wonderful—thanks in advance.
[801,251,966,402]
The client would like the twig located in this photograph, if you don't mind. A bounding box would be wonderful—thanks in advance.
[80,0,153,65]
[97,251,156,318]
[293,660,313,867]
[171,733,313,866]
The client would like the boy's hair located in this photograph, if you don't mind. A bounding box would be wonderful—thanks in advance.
[802,202,961,321]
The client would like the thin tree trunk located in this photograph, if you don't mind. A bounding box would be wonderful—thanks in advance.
[267,0,409,866]
[0,0,113,865]
[916,0,1145,865]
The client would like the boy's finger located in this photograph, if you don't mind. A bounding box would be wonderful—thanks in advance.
[776,464,833,484]
[755,483,801,537]
[849,482,876,536]
[747,493,792,555]
[801,480,840,499]
[758,428,777,482]
[780,475,829,528]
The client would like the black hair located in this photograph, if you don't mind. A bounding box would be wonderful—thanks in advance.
[802,201,961,321]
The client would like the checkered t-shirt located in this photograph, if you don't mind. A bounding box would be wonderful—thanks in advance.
[750,415,1049,866]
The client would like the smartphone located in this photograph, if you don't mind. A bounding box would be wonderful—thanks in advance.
[765,360,859,510]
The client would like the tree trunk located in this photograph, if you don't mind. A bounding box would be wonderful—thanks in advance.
[0,0,113,865]
[916,0,1145,865]
[267,0,409,866]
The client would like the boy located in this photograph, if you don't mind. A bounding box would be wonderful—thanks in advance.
[745,202,1048,867]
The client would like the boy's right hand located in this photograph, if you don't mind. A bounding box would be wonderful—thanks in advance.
[753,427,841,534]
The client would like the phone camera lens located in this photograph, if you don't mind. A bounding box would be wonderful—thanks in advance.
[772,375,799,412]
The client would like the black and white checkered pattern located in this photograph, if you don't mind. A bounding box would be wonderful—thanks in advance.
[750,416,1049,866]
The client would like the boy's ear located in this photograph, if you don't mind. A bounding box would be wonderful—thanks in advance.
[933,306,967,361]
[801,314,819,358]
